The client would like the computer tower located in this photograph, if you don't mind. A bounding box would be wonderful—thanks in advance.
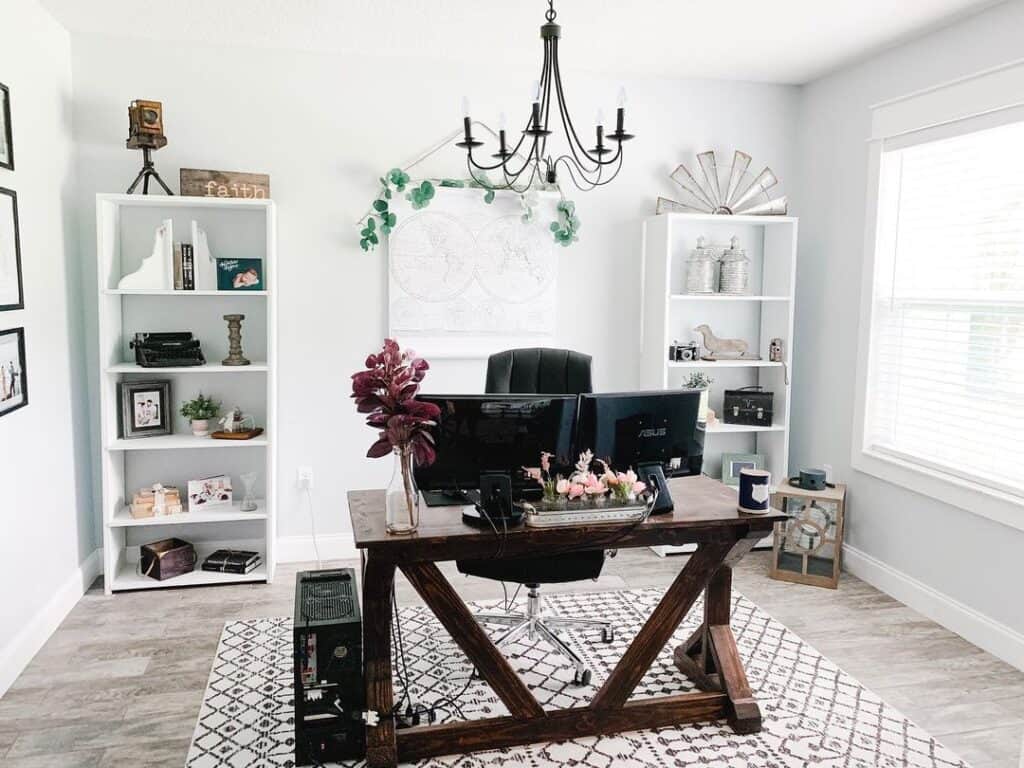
[293,568,365,765]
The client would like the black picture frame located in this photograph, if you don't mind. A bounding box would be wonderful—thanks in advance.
[0,326,27,417]
[0,83,12,171]
[118,379,173,439]
[0,187,23,311]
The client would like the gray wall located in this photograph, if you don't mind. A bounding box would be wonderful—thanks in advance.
[791,0,1024,636]
[0,0,93,694]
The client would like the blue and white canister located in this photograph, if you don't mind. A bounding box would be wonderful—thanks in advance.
[738,468,771,514]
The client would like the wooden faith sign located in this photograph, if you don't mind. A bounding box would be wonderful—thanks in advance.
[180,168,270,199]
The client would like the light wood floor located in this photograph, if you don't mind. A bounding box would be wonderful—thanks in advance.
[1,550,1021,767]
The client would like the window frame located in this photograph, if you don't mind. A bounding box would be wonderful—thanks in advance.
[851,59,1024,534]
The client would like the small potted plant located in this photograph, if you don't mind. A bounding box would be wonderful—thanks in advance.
[180,394,221,437]
[682,372,713,423]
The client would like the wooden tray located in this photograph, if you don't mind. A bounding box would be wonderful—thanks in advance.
[211,427,264,440]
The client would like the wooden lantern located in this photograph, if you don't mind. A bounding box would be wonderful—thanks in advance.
[769,482,846,589]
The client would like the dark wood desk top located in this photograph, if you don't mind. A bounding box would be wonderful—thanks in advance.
[348,475,785,562]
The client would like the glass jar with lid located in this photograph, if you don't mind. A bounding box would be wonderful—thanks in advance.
[718,235,749,294]
[685,236,717,294]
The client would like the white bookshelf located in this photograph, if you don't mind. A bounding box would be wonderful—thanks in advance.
[640,213,798,556]
[96,194,277,593]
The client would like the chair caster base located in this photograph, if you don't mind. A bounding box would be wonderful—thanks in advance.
[572,668,592,686]
[602,628,615,643]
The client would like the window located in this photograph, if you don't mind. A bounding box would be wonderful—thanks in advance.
[863,118,1024,500]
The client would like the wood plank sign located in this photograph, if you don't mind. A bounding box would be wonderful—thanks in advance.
[180,168,270,199]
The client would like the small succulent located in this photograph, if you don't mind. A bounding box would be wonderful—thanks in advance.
[683,372,714,389]
[180,393,221,421]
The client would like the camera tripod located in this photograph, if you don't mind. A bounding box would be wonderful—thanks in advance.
[126,147,174,195]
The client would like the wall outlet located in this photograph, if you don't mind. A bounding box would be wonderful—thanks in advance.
[297,466,314,489]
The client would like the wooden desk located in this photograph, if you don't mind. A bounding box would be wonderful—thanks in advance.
[348,474,785,767]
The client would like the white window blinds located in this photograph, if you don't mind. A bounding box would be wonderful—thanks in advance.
[865,117,1024,499]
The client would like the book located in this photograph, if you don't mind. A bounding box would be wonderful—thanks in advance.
[201,549,261,574]
[182,243,194,290]
[173,243,184,290]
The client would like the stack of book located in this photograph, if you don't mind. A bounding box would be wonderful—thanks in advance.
[201,549,261,574]
[173,243,195,290]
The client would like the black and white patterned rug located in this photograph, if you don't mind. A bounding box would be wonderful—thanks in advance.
[186,589,969,768]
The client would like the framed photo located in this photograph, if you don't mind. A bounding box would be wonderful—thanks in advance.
[188,474,233,510]
[216,258,263,291]
[118,379,172,438]
[0,83,12,171]
[0,187,23,311]
[721,452,765,487]
[0,326,27,417]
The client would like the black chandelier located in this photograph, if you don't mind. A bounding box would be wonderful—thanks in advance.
[456,0,633,192]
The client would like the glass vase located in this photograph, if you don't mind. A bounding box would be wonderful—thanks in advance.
[386,446,420,535]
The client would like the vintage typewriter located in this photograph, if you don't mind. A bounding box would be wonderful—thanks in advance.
[130,332,206,368]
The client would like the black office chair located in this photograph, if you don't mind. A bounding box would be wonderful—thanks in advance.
[458,347,613,686]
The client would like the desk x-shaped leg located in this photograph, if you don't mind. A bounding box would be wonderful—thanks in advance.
[361,528,764,767]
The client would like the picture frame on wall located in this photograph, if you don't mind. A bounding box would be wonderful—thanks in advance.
[0,83,12,171]
[0,326,27,417]
[721,452,765,487]
[118,379,172,439]
[0,187,23,311]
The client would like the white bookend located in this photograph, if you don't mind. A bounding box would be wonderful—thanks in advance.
[192,220,218,291]
[118,218,173,289]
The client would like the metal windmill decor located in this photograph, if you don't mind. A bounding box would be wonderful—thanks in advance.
[657,150,787,216]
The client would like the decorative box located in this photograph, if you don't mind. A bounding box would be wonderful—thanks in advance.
[139,538,196,581]
[130,485,183,519]
[723,386,773,426]
[769,483,846,589]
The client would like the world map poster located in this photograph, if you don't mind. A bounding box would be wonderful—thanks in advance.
[388,186,558,357]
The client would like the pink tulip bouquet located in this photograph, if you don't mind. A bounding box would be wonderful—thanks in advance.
[523,448,647,507]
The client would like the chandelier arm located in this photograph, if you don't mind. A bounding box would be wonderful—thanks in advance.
[539,37,555,161]
[554,149,623,191]
[550,38,606,169]
[467,155,535,193]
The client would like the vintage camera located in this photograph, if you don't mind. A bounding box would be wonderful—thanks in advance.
[669,341,700,362]
[127,100,167,150]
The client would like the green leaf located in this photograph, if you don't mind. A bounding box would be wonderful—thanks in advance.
[366,217,376,230]
[381,224,391,235]
[360,227,370,238]
[369,232,379,244]
[373,199,388,212]
[384,188,392,199]
[484,190,495,204]
[360,239,369,252]
[550,221,560,232]
[386,212,397,226]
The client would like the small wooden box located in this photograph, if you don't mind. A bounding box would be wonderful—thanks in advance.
[769,483,846,589]
[140,538,196,581]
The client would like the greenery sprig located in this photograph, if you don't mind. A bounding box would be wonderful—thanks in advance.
[358,167,580,251]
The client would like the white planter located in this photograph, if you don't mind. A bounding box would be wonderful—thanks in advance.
[190,418,211,437]
[685,387,710,422]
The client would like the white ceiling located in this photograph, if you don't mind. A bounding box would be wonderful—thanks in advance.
[40,0,1001,84]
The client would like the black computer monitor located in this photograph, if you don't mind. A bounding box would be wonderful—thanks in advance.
[414,394,578,505]
[575,391,705,479]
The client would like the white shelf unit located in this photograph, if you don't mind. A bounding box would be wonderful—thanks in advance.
[96,194,277,593]
[640,213,798,556]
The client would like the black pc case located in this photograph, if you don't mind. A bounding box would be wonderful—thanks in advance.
[293,568,365,764]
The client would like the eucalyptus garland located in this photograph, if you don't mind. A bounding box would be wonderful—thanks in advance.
[358,167,579,252]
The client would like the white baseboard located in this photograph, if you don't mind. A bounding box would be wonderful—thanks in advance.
[276,533,359,564]
[0,547,103,697]
[843,544,1024,673]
